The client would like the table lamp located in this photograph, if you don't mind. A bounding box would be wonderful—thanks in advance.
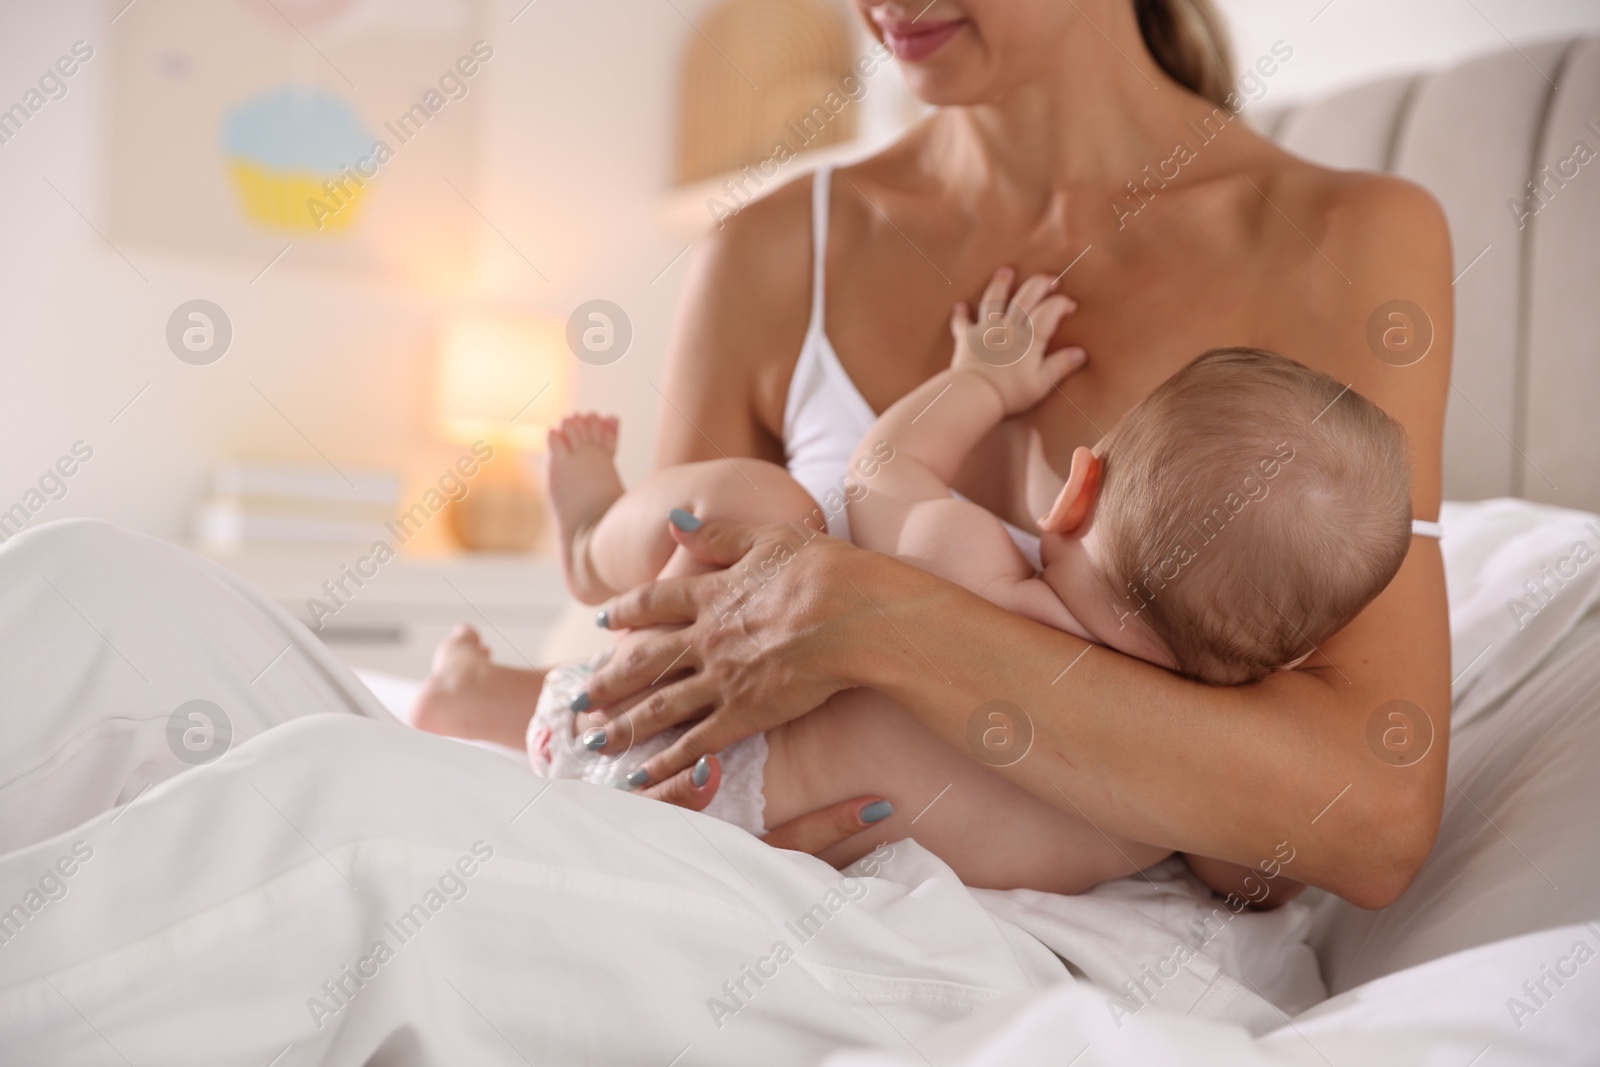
[433,313,570,551]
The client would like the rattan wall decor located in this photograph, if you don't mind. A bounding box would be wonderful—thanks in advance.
[676,0,860,185]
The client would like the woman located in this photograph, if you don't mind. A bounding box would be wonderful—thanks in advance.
[422,0,1453,908]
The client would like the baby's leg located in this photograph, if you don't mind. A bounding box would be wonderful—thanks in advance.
[763,689,1171,894]
[546,414,819,604]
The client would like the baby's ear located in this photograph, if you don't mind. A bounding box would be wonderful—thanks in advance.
[1038,447,1101,534]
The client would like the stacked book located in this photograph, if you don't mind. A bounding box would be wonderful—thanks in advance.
[195,461,401,554]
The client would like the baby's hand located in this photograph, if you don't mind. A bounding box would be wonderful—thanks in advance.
[951,268,1086,415]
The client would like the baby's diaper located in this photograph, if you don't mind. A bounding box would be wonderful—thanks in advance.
[528,654,768,836]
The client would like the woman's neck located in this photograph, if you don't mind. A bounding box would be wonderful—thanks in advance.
[926,9,1235,204]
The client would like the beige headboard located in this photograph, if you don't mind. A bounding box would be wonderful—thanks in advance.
[1258,37,1600,512]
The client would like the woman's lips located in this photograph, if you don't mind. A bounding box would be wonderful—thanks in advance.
[879,18,965,62]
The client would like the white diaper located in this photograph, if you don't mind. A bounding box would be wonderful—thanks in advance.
[526,654,769,836]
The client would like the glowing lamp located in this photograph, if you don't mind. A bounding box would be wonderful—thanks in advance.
[431,314,570,551]
[434,314,569,450]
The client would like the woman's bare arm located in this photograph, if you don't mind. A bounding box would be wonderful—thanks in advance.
[590,512,1442,908]
[650,181,815,471]
[582,176,1454,908]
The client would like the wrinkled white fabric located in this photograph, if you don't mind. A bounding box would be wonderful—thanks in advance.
[0,519,395,856]
[1439,497,1600,725]
[820,920,1600,1067]
[1,513,1598,1065]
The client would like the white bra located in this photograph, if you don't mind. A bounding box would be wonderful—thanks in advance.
[777,165,1442,555]
[781,166,1050,568]
[780,165,878,545]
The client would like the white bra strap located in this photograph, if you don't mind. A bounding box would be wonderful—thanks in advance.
[1412,519,1443,539]
[809,165,833,327]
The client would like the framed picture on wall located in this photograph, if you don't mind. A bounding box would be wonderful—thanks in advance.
[105,0,487,284]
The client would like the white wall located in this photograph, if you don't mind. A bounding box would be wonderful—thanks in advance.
[3,0,1598,544]
[0,0,738,544]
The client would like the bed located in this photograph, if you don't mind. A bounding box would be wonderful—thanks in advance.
[0,496,1596,1065]
[3,35,1599,1067]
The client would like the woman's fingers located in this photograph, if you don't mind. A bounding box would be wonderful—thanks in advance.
[595,573,703,633]
[639,753,720,810]
[639,755,889,865]
[761,796,894,855]
[632,699,766,788]
[574,673,661,725]
[584,626,702,707]
[601,671,719,752]
[665,516,762,568]
[593,519,762,633]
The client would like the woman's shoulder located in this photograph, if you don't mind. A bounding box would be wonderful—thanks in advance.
[669,172,823,444]
[1233,142,1454,481]
[696,172,819,316]
[1243,144,1452,278]
[1215,143,1454,367]
[677,171,819,368]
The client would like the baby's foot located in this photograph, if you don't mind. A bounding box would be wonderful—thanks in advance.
[408,624,542,749]
[546,412,626,604]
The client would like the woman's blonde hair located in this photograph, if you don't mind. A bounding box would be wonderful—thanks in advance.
[1134,0,1236,108]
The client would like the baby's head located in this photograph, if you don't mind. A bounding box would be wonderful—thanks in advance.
[1046,348,1412,686]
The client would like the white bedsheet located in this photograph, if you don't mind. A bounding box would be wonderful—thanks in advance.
[0,513,1596,1065]
[349,693,1329,1034]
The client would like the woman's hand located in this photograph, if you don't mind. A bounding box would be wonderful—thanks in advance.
[639,752,893,854]
[577,517,868,789]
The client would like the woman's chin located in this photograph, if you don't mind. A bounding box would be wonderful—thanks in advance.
[881,29,995,107]
[898,67,994,109]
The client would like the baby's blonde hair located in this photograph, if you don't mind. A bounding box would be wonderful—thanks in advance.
[1092,348,1412,685]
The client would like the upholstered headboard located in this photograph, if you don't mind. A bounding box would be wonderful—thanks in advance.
[1258,37,1600,512]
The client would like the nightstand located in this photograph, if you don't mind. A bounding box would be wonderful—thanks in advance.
[208,547,576,678]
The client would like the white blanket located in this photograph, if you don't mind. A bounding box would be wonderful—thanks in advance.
[1441,497,1600,724]
[0,512,1596,1065]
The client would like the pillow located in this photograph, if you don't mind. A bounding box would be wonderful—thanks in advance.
[1310,500,1600,992]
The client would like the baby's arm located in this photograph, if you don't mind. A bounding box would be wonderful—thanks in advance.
[848,270,1085,631]
[850,370,1077,629]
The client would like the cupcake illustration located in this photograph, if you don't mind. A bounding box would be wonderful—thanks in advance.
[222,85,373,233]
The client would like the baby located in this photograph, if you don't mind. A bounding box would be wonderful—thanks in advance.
[510,269,1411,893]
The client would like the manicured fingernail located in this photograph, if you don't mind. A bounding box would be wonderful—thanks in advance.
[860,800,894,824]
[691,755,710,787]
[570,691,590,712]
[669,508,702,532]
[595,609,609,629]
[624,768,650,789]
[583,728,607,751]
